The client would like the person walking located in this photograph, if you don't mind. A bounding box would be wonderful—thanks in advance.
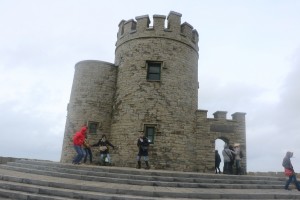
[72,125,88,165]
[282,151,300,191]
[215,150,221,174]
[136,135,150,169]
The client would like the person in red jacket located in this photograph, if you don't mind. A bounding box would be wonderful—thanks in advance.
[72,125,88,164]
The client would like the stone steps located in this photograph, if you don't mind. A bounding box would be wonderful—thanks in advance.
[1,162,284,189]
[0,159,299,199]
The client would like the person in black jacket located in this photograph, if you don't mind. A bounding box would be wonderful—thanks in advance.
[136,135,150,169]
[215,150,221,174]
[92,134,115,165]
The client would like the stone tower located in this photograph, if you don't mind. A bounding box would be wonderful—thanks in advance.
[61,11,247,173]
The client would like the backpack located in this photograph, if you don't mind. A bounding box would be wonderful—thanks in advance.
[240,150,244,158]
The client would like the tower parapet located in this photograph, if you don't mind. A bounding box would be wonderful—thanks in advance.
[116,11,199,53]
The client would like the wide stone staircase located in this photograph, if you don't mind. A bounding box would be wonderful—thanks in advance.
[0,159,299,199]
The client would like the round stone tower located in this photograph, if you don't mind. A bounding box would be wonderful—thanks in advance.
[110,11,199,170]
[60,60,116,163]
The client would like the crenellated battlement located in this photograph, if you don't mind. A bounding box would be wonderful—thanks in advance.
[116,11,199,51]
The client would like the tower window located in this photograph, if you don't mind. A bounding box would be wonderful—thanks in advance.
[145,125,155,144]
[147,62,161,81]
[87,121,99,134]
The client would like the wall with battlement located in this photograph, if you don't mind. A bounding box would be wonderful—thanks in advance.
[194,110,246,172]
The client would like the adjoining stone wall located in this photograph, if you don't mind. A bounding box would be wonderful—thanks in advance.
[194,110,246,172]
[0,157,18,164]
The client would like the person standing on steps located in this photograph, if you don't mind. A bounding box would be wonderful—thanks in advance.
[229,144,235,174]
[233,143,242,175]
[92,134,115,165]
[222,144,233,174]
[215,150,221,174]
[282,151,300,191]
[83,134,93,164]
[72,125,88,165]
[136,135,150,169]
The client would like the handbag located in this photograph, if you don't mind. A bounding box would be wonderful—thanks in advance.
[99,146,108,152]
[284,168,293,176]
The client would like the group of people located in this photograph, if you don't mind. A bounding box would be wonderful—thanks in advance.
[216,145,300,191]
[72,125,151,169]
[72,125,115,165]
[215,143,244,175]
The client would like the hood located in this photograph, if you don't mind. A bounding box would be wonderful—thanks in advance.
[80,126,88,134]
[286,151,293,158]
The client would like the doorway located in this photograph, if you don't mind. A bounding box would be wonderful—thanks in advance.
[215,138,225,173]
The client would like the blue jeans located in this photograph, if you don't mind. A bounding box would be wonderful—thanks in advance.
[83,148,93,163]
[235,160,241,174]
[73,145,85,164]
[285,174,300,190]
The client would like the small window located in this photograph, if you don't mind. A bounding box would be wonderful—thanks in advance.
[87,121,99,134]
[147,62,161,81]
[145,126,155,144]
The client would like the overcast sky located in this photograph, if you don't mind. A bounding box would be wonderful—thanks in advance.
[1,0,300,172]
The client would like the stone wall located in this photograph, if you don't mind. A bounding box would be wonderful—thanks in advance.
[0,157,18,164]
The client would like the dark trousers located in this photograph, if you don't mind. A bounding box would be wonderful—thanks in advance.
[285,174,300,190]
[223,161,233,174]
[83,148,93,163]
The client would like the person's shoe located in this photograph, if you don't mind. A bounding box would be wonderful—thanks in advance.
[145,161,150,170]
[136,161,141,169]
[285,188,291,191]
